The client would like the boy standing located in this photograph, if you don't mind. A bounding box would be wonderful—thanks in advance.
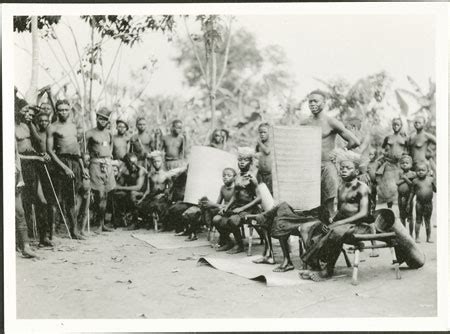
[396,155,416,235]
[409,162,436,243]
[112,119,130,161]
[162,119,186,170]
[255,123,273,194]
[130,117,153,167]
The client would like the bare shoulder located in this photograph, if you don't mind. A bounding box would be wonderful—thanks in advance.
[327,116,345,130]
[300,115,313,125]
[356,180,370,195]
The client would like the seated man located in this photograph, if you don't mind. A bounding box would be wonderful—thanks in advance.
[300,154,373,282]
[112,153,147,229]
[136,151,187,229]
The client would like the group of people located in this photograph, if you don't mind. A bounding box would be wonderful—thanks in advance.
[14,89,436,284]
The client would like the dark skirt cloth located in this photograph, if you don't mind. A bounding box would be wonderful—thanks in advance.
[254,201,321,239]
[54,155,84,206]
[301,213,374,269]
[164,202,194,232]
[321,161,339,203]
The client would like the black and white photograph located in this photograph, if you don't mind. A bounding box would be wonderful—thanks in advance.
[2,2,448,332]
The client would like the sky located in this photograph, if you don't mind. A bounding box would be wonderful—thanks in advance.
[14,14,436,105]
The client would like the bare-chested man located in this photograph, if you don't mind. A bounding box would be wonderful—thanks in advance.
[15,99,51,244]
[162,119,187,170]
[112,119,130,161]
[29,112,58,245]
[136,151,187,229]
[130,117,153,168]
[47,100,89,240]
[300,155,373,282]
[86,107,116,233]
[301,90,360,219]
[408,115,436,174]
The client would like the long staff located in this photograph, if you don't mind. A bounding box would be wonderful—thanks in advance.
[43,164,72,240]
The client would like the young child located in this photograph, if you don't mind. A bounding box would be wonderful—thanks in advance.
[396,155,416,235]
[207,167,237,250]
[366,147,380,213]
[255,123,273,194]
[409,162,436,243]
[220,148,261,254]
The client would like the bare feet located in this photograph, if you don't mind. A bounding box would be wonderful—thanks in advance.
[426,239,434,243]
[175,231,188,236]
[102,225,114,232]
[185,236,198,242]
[252,256,275,265]
[38,238,54,247]
[273,264,294,272]
[217,242,235,252]
[22,244,37,258]
[72,233,86,240]
[415,238,421,243]
[226,245,244,254]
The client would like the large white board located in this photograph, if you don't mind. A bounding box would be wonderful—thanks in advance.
[184,146,237,204]
[271,126,321,210]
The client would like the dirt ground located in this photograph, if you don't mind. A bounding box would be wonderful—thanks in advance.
[16,204,437,319]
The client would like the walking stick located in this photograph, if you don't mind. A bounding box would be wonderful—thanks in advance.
[43,164,72,240]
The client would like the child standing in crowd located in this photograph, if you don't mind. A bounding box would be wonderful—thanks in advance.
[366,147,380,213]
[396,155,416,235]
[255,123,273,194]
[409,162,436,243]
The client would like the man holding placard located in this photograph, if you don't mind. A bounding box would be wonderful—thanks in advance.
[301,90,360,219]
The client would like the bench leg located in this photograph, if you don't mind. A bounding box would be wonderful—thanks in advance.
[390,247,401,280]
[247,225,254,256]
[351,249,360,285]
[342,248,352,268]
[153,212,159,232]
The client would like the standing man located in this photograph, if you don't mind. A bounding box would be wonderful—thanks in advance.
[130,117,153,168]
[112,119,130,161]
[301,90,360,220]
[31,111,57,245]
[408,115,436,173]
[255,122,273,194]
[47,99,89,240]
[162,119,187,170]
[86,107,116,233]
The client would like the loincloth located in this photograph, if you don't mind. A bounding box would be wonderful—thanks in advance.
[376,161,400,203]
[54,154,84,205]
[89,158,116,193]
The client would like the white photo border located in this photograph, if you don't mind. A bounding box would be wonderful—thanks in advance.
[2,2,448,332]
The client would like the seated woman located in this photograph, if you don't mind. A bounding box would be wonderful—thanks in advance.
[300,153,374,282]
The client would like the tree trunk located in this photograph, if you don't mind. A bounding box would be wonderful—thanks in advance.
[210,38,217,130]
[26,16,39,104]
[89,20,96,127]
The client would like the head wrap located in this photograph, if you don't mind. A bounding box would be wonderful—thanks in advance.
[148,150,163,161]
[237,147,255,160]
